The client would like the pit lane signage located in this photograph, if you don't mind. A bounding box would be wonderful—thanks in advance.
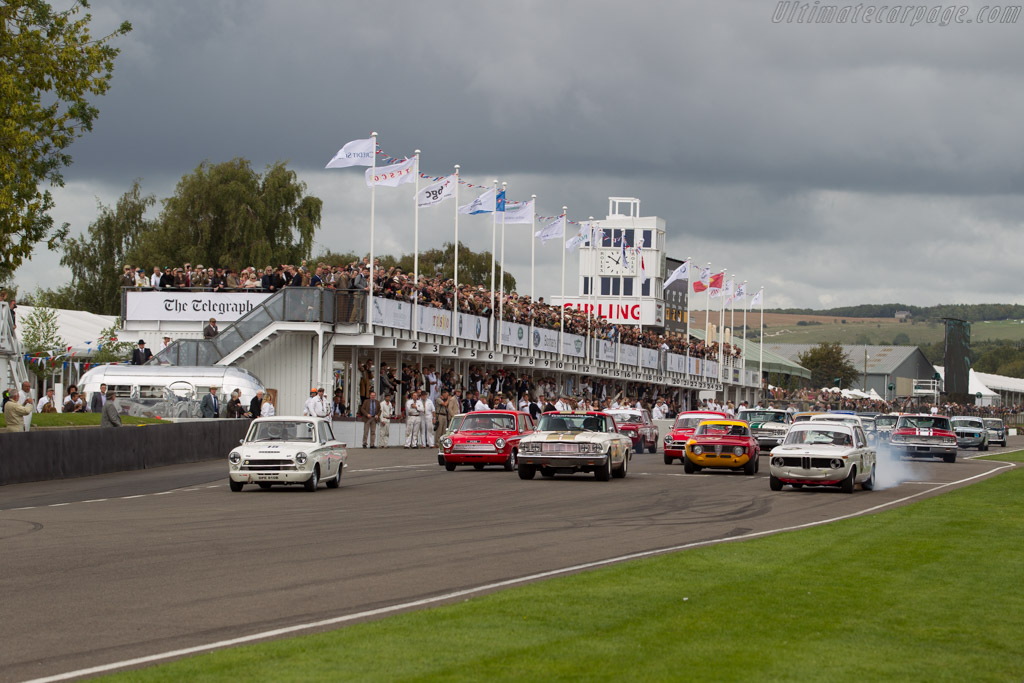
[125,291,272,322]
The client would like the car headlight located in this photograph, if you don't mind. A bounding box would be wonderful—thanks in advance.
[441,437,453,449]
[733,446,744,456]
[296,452,308,465]
[229,452,241,464]
[521,442,538,453]
[830,458,844,469]
[891,435,905,443]
[664,435,671,444]
[692,445,703,455]
[944,437,956,445]
[495,438,506,450]
[772,456,784,467]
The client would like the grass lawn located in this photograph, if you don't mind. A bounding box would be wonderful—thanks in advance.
[108,453,1024,682]
[30,413,165,428]
[760,318,1024,346]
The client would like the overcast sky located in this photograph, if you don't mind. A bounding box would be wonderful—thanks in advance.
[18,0,1024,309]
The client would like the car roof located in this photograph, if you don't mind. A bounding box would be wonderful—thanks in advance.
[790,421,854,432]
[542,411,609,416]
[253,416,325,423]
[607,409,641,414]
[679,411,728,417]
[466,410,526,416]
[740,408,787,413]
[698,419,748,427]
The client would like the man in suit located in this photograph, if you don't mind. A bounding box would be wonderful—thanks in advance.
[359,390,380,448]
[131,340,152,365]
[200,386,220,418]
[100,391,121,427]
[89,383,107,413]
[248,389,264,418]
[203,317,219,339]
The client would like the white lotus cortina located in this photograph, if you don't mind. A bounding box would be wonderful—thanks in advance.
[769,421,876,494]
[517,412,632,481]
[229,417,347,492]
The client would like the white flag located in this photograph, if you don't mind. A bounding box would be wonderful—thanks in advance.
[566,224,589,251]
[698,265,711,287]
[535,215,565,243]
[325,137,375,168]
[638,248,649,287]
[749,288,763,309]
[709,286,723,299]
[417,175,457,208]
[503,199,534,224]
[365,158,416,187]
[458,188,496,215]
[663,259,690,290]
[734,281,747,300]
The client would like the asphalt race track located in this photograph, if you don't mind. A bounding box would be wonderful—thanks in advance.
[1,437,1019,682]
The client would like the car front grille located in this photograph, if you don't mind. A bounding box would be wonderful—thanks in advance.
[452,444,496,453]
[542,443,584,454]
[242,459,297,471]
[777,456,834,469]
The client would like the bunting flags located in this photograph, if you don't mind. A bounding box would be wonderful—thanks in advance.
[459,187,497,215]
[325,137,376,168]
[664,259,690,290]
[417,174,457,208]
[366,158,416,187]
[535,214,565,243]
[502,199,534,224]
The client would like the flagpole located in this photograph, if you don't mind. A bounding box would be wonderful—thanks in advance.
[489,179,498,351]
[559,207,567,362]
[742,280,748,364]
[718,269,727,388]
[498,181,507,355]
[587,217,595,365]
[636,244,643,372]
[529,194,536,355]
[759,288,765,401]
[685,257,692,380]
[729,277,736,362]
[704,262,711,345]
[412,149,421,341]
[367,131,378,328]
[451,165,460,347]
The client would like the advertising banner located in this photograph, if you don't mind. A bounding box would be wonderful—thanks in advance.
[599,340,617,363]
[620,345,639,365]
[456,312,489,342]
[563,333,586,358]
[372,298,412,329]
[500,321,529,349]
[532,328,559,353]
[419,307,453,336]
[125,291,272,322]
[641,348,659,369]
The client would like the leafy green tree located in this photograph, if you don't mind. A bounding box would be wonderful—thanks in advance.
[20,306,66,380]
[133,159,321,270]
[406,241,516,292]
[90,319,133,364]
[797,341,860,389]
[892,332,911,345]
[0,1,131,281]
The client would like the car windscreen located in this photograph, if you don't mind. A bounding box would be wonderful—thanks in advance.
[897,416,951,431]
[739,411,786,423]
[874,416,898,428]
[951,418,984,429]
[983,419,1004,429]
[785,428,853,446]
[696,423,748,436]
[673,414,718,429]
[461,414,516,431]
[538,414,607,432]
[248,421,317,442]
[608,412,642,424]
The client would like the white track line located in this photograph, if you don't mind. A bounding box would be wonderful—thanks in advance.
[24,459,1016,683]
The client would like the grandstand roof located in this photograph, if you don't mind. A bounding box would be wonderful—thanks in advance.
[762,343,924,376]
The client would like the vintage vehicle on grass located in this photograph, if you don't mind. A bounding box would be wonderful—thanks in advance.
[663,410,728,465]
[889,414,958,463]
[950,416,989,451]
[737,408,793,449]
[606,409,660,454]
[439,410,533,471]
[228,417,347,492]
[682,419,760,475]
[983,418,1007,447]
[769,422,876,493]
[517,412,632,481]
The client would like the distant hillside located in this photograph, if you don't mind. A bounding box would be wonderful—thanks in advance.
[766,303,1024,323]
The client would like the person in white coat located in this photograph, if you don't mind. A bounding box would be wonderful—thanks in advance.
[378,395,394,448]
[422,392,436,447]
[405,390,424,448]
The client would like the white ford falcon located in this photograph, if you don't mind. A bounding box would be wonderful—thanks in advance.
[228,417,347,492]
[517,412,632,481]
[769,421,876,494]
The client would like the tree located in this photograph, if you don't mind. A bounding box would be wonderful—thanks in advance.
[20,306,65,380]
[90,318,133,364]
[892,332,910,345]
[133,159,321,270]
[797,341,860,389]
[0,1,131,281]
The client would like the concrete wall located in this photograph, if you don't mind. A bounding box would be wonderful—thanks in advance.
[0,420,250,486]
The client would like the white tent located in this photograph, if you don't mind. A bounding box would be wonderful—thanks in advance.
[867,388,884,401]
[934,367,1001,406]
[14,305,117,355]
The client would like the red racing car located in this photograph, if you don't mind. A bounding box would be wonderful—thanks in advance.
[439,410,534,471]
[662,410,728,465]
[683,419,761,475]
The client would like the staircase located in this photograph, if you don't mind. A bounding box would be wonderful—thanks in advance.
[153,288,345,366]
[1,306,30,391]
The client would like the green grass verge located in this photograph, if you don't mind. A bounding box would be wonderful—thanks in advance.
[108,454,1024,682]
[30,413,165,428]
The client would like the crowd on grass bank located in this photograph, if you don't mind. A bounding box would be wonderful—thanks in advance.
[117,258,742,358]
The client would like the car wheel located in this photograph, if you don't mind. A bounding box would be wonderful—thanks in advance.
[663,454,673,465]
[595,455,612,481]
[683,458,696,474]
[648,440,657,454]
[504,451,517,472]
[840,467,856,494]
[518,464,536,480]
[769,475,783,491]
[980,442,989,451]
[473,464,485,471]
[444,463,457,472]
[258,482,272,490]
[304,466,319,492]
[229,479,244,492]
[326,463,342,489]
[437,454,445,466]
[613,451,629,479]
[861,464,875,491]
[943,453,957,463]
[541,469,555,478]
[743,456,756,476]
